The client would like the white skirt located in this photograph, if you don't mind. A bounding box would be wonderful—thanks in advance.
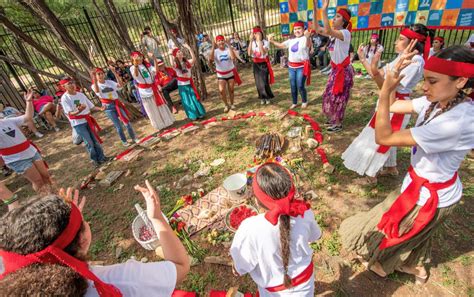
[141,95,175,130]
[342,113,411,177]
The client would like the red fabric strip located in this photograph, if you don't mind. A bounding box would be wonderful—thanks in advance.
[100,99,130,125]
[215,68,242,85]
[136,83,167,106]
[266,262,314,292]
[68,113,103,144]
[176,77,201,101]
[330,56,351,95]
[253,57,275,84]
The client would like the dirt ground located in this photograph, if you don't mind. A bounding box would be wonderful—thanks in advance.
[1,64,472,296]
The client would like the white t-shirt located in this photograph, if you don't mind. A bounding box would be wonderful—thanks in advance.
[0,116,37,163]
[84,260,177,297]
[327,29,351,64]
[0,107,20,119]
[91,80,121,100]
[61,92,95,127]
[384,55,424,94]
[230,210,321,296]
[363,44,384,65]
[214,48,235,78]
[283,36,310,66]
[251,40,270,59]
[167,37,184,50]
[173,61,192,86]
[130,65,155,97]
[402,96,474,208]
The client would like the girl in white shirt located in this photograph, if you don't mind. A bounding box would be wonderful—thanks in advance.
[0,182,190,296]
[269,21,312,109]
[209,35,241,113]
[231,162,321,296]
[313,0,354,132]
[429,36,444,57]
[340,45,473,283]
[362,33,384,70]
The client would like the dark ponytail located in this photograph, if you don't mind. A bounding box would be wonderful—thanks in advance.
[408,23,433,54]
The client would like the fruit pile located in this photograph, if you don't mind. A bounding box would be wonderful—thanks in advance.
[229,205,257,230]
[138,225,156,241]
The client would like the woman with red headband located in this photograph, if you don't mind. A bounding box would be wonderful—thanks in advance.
[0,183,190,295]
[343,24,430,183]
[172,44,206,120]
[269,20,312,109]
[230,162,321,296]
[130,51,175,130]
[359,33,384,78]
[340,45,473,283]
[249,26,275,105]
[429,36,444,57]
[209,35,241,113]
[312,0,354,132]
[0,89,52,192]
[61,78,110,167]
[91,67,139,147]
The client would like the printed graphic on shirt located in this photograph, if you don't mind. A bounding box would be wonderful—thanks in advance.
[291,41,299,52]
[3,127,15,138]
[219,54,230,62]
[100,86,114,99]
[141,69,150,78]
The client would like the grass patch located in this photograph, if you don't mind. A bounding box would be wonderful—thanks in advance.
[90,229,112,259]
[441,265,458,287]
[181,270,217,294]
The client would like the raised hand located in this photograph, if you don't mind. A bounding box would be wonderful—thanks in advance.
[24,89,34,102]
[322,0,329,10]
[59,187,86,212]
[134,180,162,220]
[304,29,311,38]
[383,65,405,93]
[396,39,418,71]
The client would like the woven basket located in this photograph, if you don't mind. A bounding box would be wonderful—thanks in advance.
[132,215,161,251]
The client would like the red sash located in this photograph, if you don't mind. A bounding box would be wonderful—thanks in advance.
[136,82,167,106]
[216,68,242,85]
[377,166,458,250]
[265,262,314,292]
[176,76,201,101]
[0,140,48,169]
[288,60,311,86]
[330,56,351,95]
[100,98,130,125]
[253,57,275,84]
[68,113,103,144]
[368,92,410,154]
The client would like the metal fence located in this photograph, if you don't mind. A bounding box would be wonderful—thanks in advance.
[0,0,472,110]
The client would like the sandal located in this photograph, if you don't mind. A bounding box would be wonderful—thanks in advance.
[395,266,428,284]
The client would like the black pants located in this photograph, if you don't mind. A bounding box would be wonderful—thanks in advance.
[161,78,178,108]
[253,62,274,100]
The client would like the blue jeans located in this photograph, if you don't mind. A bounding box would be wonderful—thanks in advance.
[288,67,307,104]
[104,108,136,142]
[73,123,105,163]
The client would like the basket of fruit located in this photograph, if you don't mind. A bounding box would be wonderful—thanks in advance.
[225,204,258,232]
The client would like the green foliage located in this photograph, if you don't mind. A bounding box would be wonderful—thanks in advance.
[182,270,217,294]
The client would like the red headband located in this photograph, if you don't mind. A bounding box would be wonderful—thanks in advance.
[400,28,430,61]
[293,21,305,29]
[157,59,165,66]
[424,56,474,78]
[337,9,352,32]
[93,67,104,74]
[252,27,262,34]
[59,78,72,85]
[371,33,379,39]
[215,35,225,42]
[252,163,310,225]
[130,51,143,59]
[0,203,122,296]
[434,36,444,44]
[172,47,180,57]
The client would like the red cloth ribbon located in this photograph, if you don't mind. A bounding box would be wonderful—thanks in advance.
[215,68,242,85]
[252,26,262,34]
[330,56,351,95]
[201,117,217,126]
[253,57,275,84]
[368,92,409,154]
[215,35,225,42]
[100,99,130,125]
[266,262,314,292]
[159,127,178,137]
[433,36,444,44]
[0,204,122,296]
[68,113,103,144]
[337,9,352,32]
[293,21,304,28]
[287,61,311,86]
[424,56,474,78]
[0,140,48,169]
[136,83,167,107]
[176,76,201,101]
[130,51,143,58]
[253,162,310,225]
[400,28,430,61]
[172,48,180,57]
[377,166,458,250]
[316,148,328,164]
[172,290,197,297]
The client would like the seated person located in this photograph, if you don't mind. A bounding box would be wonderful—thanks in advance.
[198,34,213,73]
[115,59,137,102]
[0,183,190,295]
[0,102,43,138]
[310,32,329,69]
[154,59,179,114]
[230,32,248,63]
[32,89,61,132]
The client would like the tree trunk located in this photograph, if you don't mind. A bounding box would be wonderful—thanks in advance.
[14,38,47,90]
[0,12,91,85]
[19,0,94,70]
[0,66,25,110]
[0,54,63,80]
[103,0,136,53]
[253,0,266,29]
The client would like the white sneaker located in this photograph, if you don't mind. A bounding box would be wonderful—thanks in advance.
[302,102,308,108]
[122,141,130,147]
[54,127,60,132]
[224,106,230,113]
[290,104,297,109]
[230,105,236,110]
[265,100,271,105]
[261,100,265,105]
[133,138,140,144]
[34,131,44,138]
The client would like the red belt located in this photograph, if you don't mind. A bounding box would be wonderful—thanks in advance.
[288,60,311,86]
[69,113,103,144]
[136,82,167,106]
[176,76,200,101]
[330,56,351,95]
[265,262,314,292]
[369,92,410,154]
[100,99,130,125]
[0,140,48,169]
[253,57,275,84]
[216,68,242,85]
[377,166,458,250]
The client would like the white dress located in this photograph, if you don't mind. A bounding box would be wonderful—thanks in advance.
[342,55,424,177]
[130,65,174,130]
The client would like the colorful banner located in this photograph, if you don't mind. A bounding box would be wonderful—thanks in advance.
[279,0,474,34]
